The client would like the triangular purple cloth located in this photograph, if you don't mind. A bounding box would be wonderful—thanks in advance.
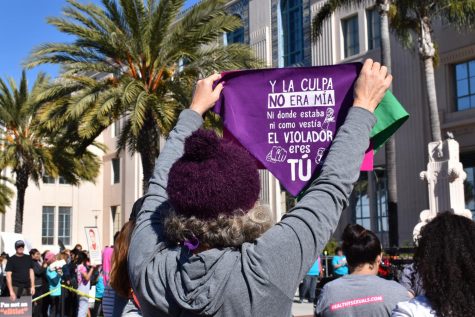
[213,63,369,196]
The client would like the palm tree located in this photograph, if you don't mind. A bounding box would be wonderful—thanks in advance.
[0,71,100,233]
[313,0,400,246]
[26,0,261,190]
[390,0,475,142]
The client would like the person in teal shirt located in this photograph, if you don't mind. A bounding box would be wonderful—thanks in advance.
[92,271,105,317]
[44,252,62,317]
[299,256,323,303]
[332,248,349,277]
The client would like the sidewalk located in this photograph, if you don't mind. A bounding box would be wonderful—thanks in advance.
[291,300,315,317]
[291,294,315,317]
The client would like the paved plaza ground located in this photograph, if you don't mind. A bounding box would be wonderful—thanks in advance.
[291,294,315,317]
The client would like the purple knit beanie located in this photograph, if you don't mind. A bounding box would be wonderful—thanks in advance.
[167,129,260,220]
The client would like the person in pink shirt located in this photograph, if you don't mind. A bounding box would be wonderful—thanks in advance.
[102,246,114,286]
[76,252,97,317]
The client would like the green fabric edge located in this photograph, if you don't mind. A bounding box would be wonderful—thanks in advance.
[371,91,410,151]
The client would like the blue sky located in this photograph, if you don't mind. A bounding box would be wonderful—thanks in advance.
[0,0,200,85]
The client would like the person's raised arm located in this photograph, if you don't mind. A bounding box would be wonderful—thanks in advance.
[244,59,392,297]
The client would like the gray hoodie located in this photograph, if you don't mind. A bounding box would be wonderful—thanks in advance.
[128,107,376,317]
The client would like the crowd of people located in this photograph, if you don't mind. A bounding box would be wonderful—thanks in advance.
[0,198,144,317]
[0,241,111,317]
[1,60,474,317]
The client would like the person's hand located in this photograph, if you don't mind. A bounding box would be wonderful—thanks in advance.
[190,73,224,115]
[353,59,392,113]
[10,292,16,301]
[30,287,35,296]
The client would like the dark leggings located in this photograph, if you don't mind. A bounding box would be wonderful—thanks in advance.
[32,286,44,317]
[49,296,60,317]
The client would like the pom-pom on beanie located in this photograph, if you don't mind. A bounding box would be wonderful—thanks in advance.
[167,129,260,220]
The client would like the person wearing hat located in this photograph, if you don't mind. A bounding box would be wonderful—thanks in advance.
[5,240,35,300]
[128,59,392,316]
[45,251,62,317]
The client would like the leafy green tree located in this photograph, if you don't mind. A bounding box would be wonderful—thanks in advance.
[389,0,475,142]
[0,71,100,233]
[313,0,400,246]
[26,0,261,190]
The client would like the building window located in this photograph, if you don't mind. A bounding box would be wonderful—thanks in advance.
[42,206,55,245]
[226,15,245,44]
[352,171,389,232]
[111,118,121,138]
[111,206,122,235]
[342,15,360,58]
[354,187,371,229]
[59,176,71,185]
[375,171,389,232]
[281,0,304,66]
[465,167,475,219]
[58,207,71,245]
[366,8,381,50]
[455,60,475,111]
[42,174,55,184]
[112,158,120,184]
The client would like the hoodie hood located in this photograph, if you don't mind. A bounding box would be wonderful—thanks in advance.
[167,247,240,315]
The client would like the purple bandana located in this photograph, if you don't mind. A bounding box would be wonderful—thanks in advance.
[213,63,372,196]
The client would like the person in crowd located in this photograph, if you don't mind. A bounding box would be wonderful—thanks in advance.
[40,252,51,317]
[45,251,62,317]
[299,256,323,304]
[5,240,35,300]
[127,59,392,316]
[0,252,8,296]
[74,244,83,252]
[399,263,424,297]
[332,247,348,277]
[102,244,116,317]
[30,249,47,317]
[92,267,105,317]
[392,212,475,317]
[103,198,144,317]
[101,233,117,317]
[63,248,80,317]
[110,220,142,317]
[315,224,410,316]
[102,242,114,287]
[76,251,96,317]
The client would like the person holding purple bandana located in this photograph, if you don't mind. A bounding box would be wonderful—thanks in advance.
[128,59,392,317]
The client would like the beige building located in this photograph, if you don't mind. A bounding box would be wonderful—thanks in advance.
[2,0,475,252]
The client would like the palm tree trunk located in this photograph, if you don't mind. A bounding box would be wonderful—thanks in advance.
[423,56,442,142]
[138,111,161,193]
[380,0,399,246]
[141,147,158,193]
[420,18,442,142]
[14,169,29,233]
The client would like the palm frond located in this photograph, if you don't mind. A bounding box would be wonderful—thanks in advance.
[0,176,14,214]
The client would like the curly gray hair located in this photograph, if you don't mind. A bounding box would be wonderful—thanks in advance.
[164,204,274,249]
